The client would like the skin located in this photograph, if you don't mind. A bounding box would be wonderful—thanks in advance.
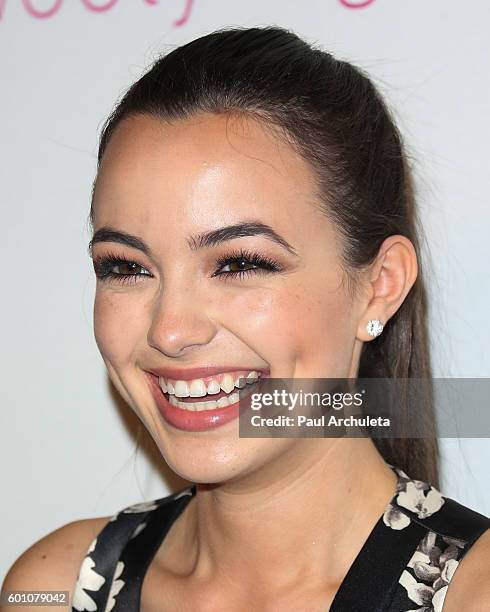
[89,111,418,609]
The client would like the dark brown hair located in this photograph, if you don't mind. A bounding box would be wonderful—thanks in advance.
[89,25,439,487]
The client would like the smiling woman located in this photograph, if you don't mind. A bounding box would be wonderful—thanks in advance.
[2,25,489,612]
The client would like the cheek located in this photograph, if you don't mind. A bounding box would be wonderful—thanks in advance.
[221,270,354,376]
[296,290,353,373]
[293,269,355,375]
[93,290,147,367]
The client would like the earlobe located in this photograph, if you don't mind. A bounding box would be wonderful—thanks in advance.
[356,235,418,342]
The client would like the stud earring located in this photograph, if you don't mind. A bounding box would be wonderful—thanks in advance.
[366,319,384,338]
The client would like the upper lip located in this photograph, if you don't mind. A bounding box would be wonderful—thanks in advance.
[146,365,270,381]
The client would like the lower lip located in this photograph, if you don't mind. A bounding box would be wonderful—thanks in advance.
[146,373,258,432]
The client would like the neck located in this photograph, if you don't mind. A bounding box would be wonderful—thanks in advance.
[163,437,398,600]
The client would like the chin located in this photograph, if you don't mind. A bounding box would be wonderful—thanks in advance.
[165,458,248,486]
[157,435,291,487]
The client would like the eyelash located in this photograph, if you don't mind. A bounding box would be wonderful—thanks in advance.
[92,249,283,286]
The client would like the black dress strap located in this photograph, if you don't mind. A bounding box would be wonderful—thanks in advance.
[114,491,195,611]
[329,515,428,611]
[72,467,490,612]
[71,487,195,612]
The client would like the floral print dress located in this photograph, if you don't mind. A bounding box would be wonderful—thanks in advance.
[71,464,490,611]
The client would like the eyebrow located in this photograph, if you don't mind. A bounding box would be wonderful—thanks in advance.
[87,220,299,257]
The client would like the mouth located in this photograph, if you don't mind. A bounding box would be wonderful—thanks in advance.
[150,368,268,410]
[144,368,269,432]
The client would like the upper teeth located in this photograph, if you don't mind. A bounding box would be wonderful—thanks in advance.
[159,370,261,398]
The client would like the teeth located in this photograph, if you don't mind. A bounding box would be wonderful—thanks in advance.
[174,380,190,398]
[246,371,259,383]
[220,373,235,394]
[234,376,247,389]
[228,391,240,404]
[200,400,225,411]
[206,379,221,394]
[189,379,207,397]
[158,370,264,397]
[166,385,256,411]
[169,394,224,411]
[217,396,230,408]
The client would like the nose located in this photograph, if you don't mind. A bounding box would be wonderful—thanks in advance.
[146,280,218,358]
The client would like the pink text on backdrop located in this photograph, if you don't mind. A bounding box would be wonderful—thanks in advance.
[339,0,375,7]
[1,0,376,24]
[0,0,194,25]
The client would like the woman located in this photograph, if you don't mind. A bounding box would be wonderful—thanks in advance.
[3,26,489,612]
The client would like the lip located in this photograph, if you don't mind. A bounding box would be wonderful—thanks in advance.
[146,365,270,381]
[145,371,261,432]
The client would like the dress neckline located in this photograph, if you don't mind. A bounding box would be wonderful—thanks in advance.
[73,464,490,612]
[129,463,430,611]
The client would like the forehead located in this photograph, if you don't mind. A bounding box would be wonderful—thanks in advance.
[92,112,322,238]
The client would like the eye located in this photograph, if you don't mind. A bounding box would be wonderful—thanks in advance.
[212,249,282,280]
[92,253,152,285]
[91,249,283,285]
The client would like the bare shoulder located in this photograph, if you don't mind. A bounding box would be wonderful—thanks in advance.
[442,527,490,612]
[0,515,112,611]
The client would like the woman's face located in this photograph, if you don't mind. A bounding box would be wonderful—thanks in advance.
[91,112,367,484]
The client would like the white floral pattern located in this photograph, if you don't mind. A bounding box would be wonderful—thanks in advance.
[121,500,159,513]
[104,561,125,612]
[398,531,462,612]
[397,482,445,519]
[383,465,445,532]
[384,466,469,612]
[383,503,411,530]
[72,537,106,612]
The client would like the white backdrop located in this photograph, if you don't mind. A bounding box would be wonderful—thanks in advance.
[1,0,489,580]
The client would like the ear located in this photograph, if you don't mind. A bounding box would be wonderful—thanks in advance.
[356,235,418,342]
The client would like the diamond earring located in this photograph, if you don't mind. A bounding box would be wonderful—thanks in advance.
[366,319,384,338]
